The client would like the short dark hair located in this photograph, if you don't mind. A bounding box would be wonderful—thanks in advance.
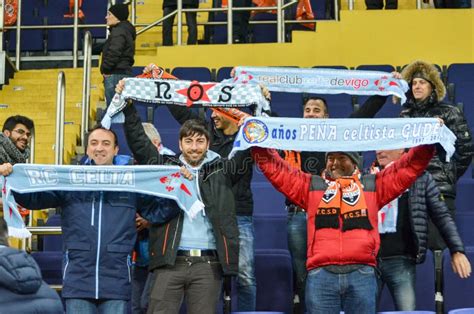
[0,218,8,246]
[2,115,34,132]
[179,119,210,141]
[302,96,329,115]
[87,124,118,147]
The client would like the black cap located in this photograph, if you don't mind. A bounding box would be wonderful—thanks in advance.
[109,4,129,21]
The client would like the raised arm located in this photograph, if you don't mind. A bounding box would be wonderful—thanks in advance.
[375,144,435,208]
[137,195,181,225]
[252,147,311,210]
[12,191,61,210]
[166,104,201,125]
[349,95,388,118]
[123,104,163,165]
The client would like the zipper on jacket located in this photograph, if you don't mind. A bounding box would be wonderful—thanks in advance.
[222,235,229,265]
[162,223,170,255]
[127,254,132,283]
[95,192,103,299]
[63,250,69,279]
[91,196,95,226]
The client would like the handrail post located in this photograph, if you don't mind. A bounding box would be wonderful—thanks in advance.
[28,134,35,163]
[334,0,340,20]
[81,31,92,146]
[348,0,354,10]
[73,0,79,68]
[15,0,22,69]
[131,0,137,25]
[177,0,183,45]
[227,0,233,44]
[416,0,422,8]
[55,72,65,165]
[277,0,283,43]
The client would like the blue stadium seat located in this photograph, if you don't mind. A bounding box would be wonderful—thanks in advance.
[254,215,288,250]
[448,309,474,314]
[44,214,62,252]
[447,64,474,130]
[378,312,435,314]
[454,212,474,247]
[455,178,474,213]
[251,13,277,43]
[443,247,474,311]
[251,181,285,216]
[415,249,435,311]
[255,249,293,312]
[356,64,395,73]
[172,67,213,82]
[271,92,304,118]
[217,67,234,82]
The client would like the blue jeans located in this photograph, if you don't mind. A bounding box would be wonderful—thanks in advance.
[104,73,129,107]
[236,215,257,311]
[377,257,416,311]
[65,298,127,314]
[306,266,377,314]
[287,211,307,312]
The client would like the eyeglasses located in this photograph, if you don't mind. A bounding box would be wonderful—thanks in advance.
[12,128,32,139]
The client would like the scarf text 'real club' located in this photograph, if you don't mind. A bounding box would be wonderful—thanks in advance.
[101,77,271,129]
[230,117,456,160]
[231,66,409,104]
[2,164,205,238]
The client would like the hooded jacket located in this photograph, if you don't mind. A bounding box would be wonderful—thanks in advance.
[0,246,64,313]
[166,104,254,216]
[123,104,242,275]
[13,158,180,300]
[100,21,136,75]
[401,60,473,198]
[252,145,435,270]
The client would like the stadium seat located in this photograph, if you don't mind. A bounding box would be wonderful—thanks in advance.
[217,67,234,82]
[254,214,288,250]
[415,249,435,311]
[443,247,474,311]
[447,64,474,131]
[448,309,474,314]
[172,67,213,82]
[255,249,293,312]
[251,13,278,43]
[251,181,285,216]
[455,178,474,213]
[377,312,436,314]
[356,64,395,73]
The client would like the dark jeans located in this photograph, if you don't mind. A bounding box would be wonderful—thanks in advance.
[377,257,416,311]
[236,216,257,311]
[287,211,307,313]
[163,5,198,46]
[306,266,377,314]
[65,298,127,314]
[132,265,149,314]
[104,73,129,107]
[147,256,223,313]
[365,0,398,9]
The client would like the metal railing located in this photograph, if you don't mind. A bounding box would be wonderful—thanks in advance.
[81,31,92,146]
[55,71,65,165]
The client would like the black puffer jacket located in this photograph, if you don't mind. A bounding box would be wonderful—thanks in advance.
[405,171,465,263]
[167,105,254,216]
[100,21,136,75]
[123,104,242,275]
[401,95,473,198]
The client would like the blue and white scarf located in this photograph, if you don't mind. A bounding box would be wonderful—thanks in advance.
[230,117,455,160]
[231,67,409,104]
[2,164,204,238]
[101,78,271,129]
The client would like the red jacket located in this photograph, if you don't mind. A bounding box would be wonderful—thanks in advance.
[252,145,435,270]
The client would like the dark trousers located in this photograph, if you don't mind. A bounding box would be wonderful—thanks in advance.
[163,5,198,46]
[365,0,397,9]
[147,256,223,314]
[232,0,252,43]
[132,266,149,314]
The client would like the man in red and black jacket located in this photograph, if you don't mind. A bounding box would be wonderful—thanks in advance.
[253,144,435,314]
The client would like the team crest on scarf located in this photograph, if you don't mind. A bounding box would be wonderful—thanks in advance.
[321,181,338,203]
[342,182,361,206]
[159,172,192,196]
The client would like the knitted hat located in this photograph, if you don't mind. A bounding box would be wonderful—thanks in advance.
[325,152,361,169]
[109,4,129,21]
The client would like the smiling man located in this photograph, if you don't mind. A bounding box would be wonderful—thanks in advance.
[0,115,34,164]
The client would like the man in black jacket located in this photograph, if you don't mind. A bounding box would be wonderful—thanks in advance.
[101,4,136,107]
[123,103,244,313]
[166,104,257,310]
[400,60,473,250]
[372,148,471,311]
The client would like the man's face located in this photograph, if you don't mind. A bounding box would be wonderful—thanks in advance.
[179,134,209,167]
[326,152,356,178]
[86,129,118,165]
[105,11,120,26]
[376,149,405,168]
[411,78,433,102]
[303,99,328,119]
[211,110,234,131]
[3,123,31,152]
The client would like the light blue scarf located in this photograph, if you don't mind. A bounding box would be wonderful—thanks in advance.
[2,164,204,238]
[231,66,409,103]
[230,117,455,160]
[101,77,271,129]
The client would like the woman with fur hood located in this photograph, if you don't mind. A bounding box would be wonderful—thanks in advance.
[400,60,473,250]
